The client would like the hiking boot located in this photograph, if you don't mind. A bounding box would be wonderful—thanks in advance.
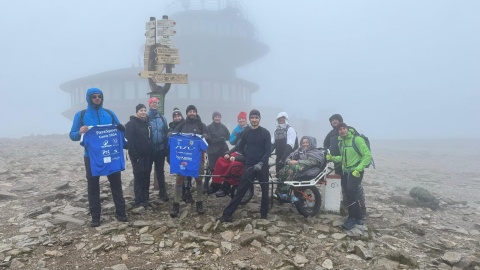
[355,218,364,226]
[216,215,232,223]
[159,190,169,202]
[341,217,356,230]
[90,219,100,227]
[215,190,226,197]
[170,203,180,218]
[196,201,205,215]
[115,214,128,222]
[260,214,267,220]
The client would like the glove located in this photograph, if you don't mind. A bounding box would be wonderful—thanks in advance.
[117,124,126,132]
[352,170,360,177]
[253,162,263,172]
[326,154,333,161]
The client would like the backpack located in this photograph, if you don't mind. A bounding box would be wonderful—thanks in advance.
[80,109,116,125]
[351,133,375,169]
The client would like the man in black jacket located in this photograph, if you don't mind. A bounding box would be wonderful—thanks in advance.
[323,114,344,175]
[170,105,209,217]
[217,109,272,222]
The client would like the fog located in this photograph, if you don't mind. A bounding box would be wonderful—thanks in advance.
[1,0,479,139]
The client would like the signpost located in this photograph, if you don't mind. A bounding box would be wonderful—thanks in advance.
[140,15,188,191]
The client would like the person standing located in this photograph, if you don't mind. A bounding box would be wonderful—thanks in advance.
[229,111,248,146]
[171,105,209,217]
[326,122,371,230]
[271,112,297,173]
[168,107,185,133]
[323,114,344,175]
[69,87,127,227]
[204,111,230,192]
[217,109,271,222]
[125,104,153,209]
[147,97,170,202]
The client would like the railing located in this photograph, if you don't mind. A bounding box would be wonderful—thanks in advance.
[165,0,261,40]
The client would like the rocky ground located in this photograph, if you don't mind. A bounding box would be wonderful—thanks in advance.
[0,135,479,270]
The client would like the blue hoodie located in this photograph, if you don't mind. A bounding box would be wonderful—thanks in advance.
[69,88,121,157]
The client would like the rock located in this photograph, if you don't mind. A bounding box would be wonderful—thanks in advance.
[331,233,347,240]
[221,241,232,253]
[355,245,373,260]
[50,214,84,227]
[108,264,129,270]
[0,191,18,200]
[140,234,154,245]
[294,254,309,264]
[386,251,418,268]
[9,258,25,269]
[131,206,146,215]
[25,205,51,218]
[139,226,149,234]
[372,258,400,270]
[409,186,439,210]
[441,252,463,266]
[321,258,334,269]
[54,182,70,190]
[44,250,64,257]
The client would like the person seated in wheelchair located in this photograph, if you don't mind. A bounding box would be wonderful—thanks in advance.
[276,136,325,194]
[210,150,245,197]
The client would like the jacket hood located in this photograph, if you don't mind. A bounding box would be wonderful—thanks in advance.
[300,136,317,150]
[276,112,289,127]
[86,88,104,107]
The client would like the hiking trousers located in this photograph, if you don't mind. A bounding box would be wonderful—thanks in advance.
[223,165,269,218]
[151,148,167,196]
[341,171,366,220]
[84,157,126,219]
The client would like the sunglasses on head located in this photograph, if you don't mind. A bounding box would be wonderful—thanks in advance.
[91,94,102,99]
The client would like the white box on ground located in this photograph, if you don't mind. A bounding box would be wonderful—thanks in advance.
[321,174,342,213]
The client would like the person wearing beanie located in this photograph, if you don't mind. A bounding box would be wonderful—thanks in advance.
[69,88,127,227]
[217,109,272,222]
[125,104,153,210]
[228,111,249,146]
[168,107,184,133]
[271,112,298,173]
[147,97,170,202]
[204,111,230,193]
[171,104,209,217]
[326,123,371,230]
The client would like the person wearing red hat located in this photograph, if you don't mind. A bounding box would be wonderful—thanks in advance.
[229,111,249,146]
[147,97,170,202]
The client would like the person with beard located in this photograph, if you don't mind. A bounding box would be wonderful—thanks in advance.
[323,114,344,175]
[326,122,371,230]
[171,105,209,217]
[147,97,170,202]
[69,87,127,227]
[271,112,298,174]
[204,111,230,193]
[217,109,272,222]
[125,104,153,209]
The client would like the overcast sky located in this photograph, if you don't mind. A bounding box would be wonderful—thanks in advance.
[1,0,479,139]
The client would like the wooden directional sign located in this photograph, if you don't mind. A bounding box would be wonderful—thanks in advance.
[154,47,178,55]
[145,29,155,38]
[157,38,175,47]
[146,38,155,46]
[157,28,176,36]
[156,19,175,27]
[155,55,179,64]
[139,71,187,84]
[152,74,187,84]
[145,21,155,30]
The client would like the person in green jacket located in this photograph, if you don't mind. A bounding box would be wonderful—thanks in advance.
[326,122,371,230]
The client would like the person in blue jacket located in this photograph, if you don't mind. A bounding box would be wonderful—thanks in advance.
[69,88,127,227]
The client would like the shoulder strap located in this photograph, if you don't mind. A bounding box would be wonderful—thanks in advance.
[351,135,362,156]
[81,109,116,125]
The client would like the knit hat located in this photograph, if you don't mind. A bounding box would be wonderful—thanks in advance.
[237,111,247,120]
[136,103,146,113]
[186,105,197,114]
[249,109,261,119]
[336,122,348,130]
[212,111,221,119]
[172,107,183,118]
[148,97,159,106]
[329,114,343,123]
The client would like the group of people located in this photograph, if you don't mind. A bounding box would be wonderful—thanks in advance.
[70,88,371,231]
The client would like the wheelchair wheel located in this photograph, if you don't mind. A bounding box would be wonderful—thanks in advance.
[294,186,321,217]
